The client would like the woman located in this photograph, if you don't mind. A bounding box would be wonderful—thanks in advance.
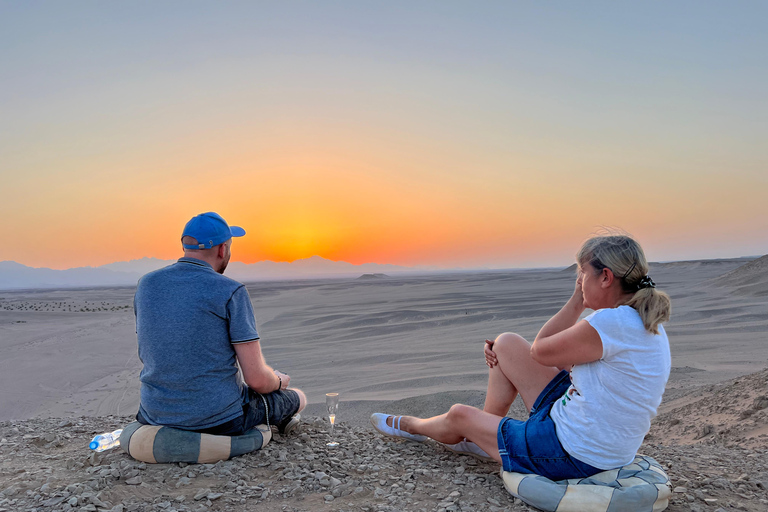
[370,235,671,480]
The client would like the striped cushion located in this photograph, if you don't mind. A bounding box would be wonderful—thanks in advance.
[119,421,271,464]
[501,455,671,512]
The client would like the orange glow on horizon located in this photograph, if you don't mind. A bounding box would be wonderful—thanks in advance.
[4,72,767,270]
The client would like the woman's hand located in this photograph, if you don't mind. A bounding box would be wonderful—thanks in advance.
[570,273,585,309]
[484,339,498,368]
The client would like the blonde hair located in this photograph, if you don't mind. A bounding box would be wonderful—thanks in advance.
[576,235,671,334]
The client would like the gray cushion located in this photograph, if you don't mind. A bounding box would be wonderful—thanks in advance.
[119,421,271,464]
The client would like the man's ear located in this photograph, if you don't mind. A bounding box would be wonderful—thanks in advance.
[217,243,227,258]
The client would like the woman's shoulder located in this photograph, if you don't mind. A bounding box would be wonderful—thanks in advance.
[587,305,640,322]
[590,306,668,344]
[586,306,645,332]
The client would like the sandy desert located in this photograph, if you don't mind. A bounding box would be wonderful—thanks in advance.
[1,256,768,511]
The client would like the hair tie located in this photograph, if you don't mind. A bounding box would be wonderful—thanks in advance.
[637,275,656,290]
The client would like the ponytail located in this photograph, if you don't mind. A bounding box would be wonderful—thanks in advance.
[625,287,671,335]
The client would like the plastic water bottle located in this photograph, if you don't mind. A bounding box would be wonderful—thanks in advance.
[89,429,123,452]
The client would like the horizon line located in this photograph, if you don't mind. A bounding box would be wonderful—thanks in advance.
[1,252,763,273]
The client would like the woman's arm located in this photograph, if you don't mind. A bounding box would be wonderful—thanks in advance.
[530,279,603,369]
[536,280,586,340]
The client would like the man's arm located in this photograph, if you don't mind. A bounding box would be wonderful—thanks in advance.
[233,340,289,393]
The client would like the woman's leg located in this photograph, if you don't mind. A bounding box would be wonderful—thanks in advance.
[389,405,503,463]
[483,332,561,415]
[379,333,560,462]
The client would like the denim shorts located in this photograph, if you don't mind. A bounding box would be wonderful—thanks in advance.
[497,370,601,480]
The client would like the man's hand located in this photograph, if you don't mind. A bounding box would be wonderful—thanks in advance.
[484,339,497,368]
[274,370,290,390]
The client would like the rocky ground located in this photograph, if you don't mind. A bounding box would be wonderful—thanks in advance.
[2,371,768,512]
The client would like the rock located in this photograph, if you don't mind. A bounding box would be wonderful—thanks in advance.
[124,476,141,485]
[752,396,768,410]
[42,496,68,507]
[87,452,102,466]
[89,495,108,507]
[194,489,212,501]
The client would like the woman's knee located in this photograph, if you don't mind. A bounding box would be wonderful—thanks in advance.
[445,404,496,440]
[446,403,476,425]
[493,332,530,355]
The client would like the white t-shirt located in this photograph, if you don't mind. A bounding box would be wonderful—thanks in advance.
[549,305,671,469]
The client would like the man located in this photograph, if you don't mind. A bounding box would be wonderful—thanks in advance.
[134,212,306,436]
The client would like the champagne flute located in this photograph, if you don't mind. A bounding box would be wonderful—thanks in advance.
[325,392,339,448]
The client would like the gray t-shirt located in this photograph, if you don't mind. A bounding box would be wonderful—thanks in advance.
[134,257,259,429]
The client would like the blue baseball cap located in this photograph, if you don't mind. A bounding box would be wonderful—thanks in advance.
[181,212,246,250]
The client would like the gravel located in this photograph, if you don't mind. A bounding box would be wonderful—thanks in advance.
[2,381,768,512]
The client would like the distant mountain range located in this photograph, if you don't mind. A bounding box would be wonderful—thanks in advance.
[0,256,431,290]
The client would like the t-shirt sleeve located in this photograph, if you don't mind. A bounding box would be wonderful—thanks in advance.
[584,308,619,360]
[227,286,260,344]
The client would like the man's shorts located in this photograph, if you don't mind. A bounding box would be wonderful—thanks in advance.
[241,388,301,433]
[137,388,301,437]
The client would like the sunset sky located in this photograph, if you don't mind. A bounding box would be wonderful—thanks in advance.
[2,2,766,270]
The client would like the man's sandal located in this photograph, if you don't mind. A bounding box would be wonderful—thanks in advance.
[370,413,427,442]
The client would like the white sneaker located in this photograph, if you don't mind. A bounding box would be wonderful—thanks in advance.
[442,439,493,461]
[370,413,427,442]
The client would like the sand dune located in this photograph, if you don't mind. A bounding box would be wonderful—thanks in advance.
[2,259,768,510]
[3,259,768,421]
[712,254,768,296]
